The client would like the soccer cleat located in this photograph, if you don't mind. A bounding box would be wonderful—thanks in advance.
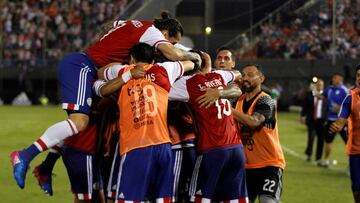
[33,163,53,196]
[317,160,329,168]
[10,151,29,189]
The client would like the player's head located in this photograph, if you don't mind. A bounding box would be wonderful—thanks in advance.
[241,64,264,93]
[192,49,211,73]
[153,11,183,45]
[331,72,344,87]
[355,64,360,87]
[129,43,155,64]
[214,47,235,70]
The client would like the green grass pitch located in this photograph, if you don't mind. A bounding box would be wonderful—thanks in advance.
[0,106,354,202]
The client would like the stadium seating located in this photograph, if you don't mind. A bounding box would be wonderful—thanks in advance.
[237,0,360,60]
[1,0,128,68]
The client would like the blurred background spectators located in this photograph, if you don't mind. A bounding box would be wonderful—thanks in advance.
[1,0,128,68]
[237,0,360,60]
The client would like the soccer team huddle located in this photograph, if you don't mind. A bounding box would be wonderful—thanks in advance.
[10,12,285,203]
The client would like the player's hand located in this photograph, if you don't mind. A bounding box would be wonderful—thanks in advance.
[130,67,146,79]
[329,122,340,133]
[332,104,340,113]
[193,52,202,69]
[196,88,220,108]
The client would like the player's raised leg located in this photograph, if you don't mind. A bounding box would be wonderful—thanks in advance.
[10,52,96,189]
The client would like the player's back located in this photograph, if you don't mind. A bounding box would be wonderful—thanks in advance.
[118,62,183,155]
[186,72,241,152]
[86,20,153,67]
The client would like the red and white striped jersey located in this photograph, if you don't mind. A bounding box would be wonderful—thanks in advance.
[86,20,170,67]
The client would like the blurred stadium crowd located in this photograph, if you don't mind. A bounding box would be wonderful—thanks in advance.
[237,0,360,60]
[1,0,128,68]
[3,0,360,65]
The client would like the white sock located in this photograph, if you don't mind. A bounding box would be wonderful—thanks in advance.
[36,119,78,151]
[48,140,64,154]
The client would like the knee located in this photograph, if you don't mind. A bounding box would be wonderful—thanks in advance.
[68,113,89,132]
[259,194,278,203]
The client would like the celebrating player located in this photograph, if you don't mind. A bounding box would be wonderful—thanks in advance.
[95,42,195,202]
[233,64,285,203]
[169,51,247,202]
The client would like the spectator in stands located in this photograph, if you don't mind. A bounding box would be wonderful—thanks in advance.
[237,1,360,60]
[1,0,128,67]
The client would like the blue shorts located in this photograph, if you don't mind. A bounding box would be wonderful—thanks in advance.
[189,145,248,202]
[115,143,173,202]
[350,154,360,192]
[172,147,197,202]
[58,52,97,114]
[62,147,101,201]
[107,143,121,199]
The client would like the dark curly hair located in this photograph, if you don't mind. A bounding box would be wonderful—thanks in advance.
[153,11,183,38]
[129,43,155,64]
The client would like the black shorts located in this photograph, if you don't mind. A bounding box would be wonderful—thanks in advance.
[324,120,348,143]
[246,166,283,202]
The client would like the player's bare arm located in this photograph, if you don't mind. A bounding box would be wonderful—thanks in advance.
[97,66,106,80]
[197,85,242,108]
[179,60,195,72]
[196,69,242,108]
[232,70,242,81]
[201,51,212,71]
[233,110,265,129]
[157,43,202,66]
[329,118,347,133]
[94,67,146,97]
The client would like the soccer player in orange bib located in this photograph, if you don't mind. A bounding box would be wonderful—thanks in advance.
[95,42,195,203]
[233,64,285,203]
[329,65,360,203]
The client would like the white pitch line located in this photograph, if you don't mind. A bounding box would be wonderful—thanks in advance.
[281,145,349,174]
[281,145,305,159]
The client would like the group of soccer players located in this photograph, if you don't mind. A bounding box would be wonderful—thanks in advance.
[10,12,287,203]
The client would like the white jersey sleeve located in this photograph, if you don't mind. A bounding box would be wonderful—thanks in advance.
[156,61,184,86]
[103,64,127,81]
[139,26,170,48]
[169,76,190,102]
[214,70,235,85]
[174,43,192,51]
[92,80,106,97]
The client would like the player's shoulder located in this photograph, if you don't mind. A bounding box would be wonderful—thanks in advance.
[177,75,194,84]
[339,84,349,93]
[256,93,275,107]
[212,69,226,75]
